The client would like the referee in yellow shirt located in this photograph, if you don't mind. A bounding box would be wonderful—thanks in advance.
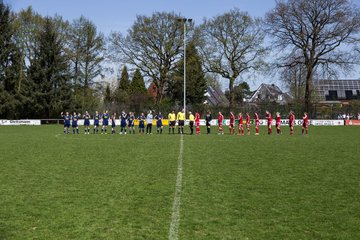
[168,110,176,134]
[189,111,195,135]
[177,109,185,134]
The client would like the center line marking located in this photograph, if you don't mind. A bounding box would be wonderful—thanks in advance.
[168,134,184,240]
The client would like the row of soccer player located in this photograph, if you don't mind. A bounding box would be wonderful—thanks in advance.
[223,110,308,135]
[60,110,309,135]
[61,110,186,134]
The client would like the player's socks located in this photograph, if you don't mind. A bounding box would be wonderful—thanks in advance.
[77,129,79,134]
[160,128,163,134]
[73,129,75,134]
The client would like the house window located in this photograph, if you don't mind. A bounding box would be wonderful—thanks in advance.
[345,90,354,100]
[326,90,338,101]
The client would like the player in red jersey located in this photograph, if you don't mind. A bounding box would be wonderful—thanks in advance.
[254,112,260,135]
[218,112,224,135]
[302,112,309,135]
[265,110,272,135]
[229,112,235,135]
[195,112,200,134]
[246,112,251,135]
[289,111,295,135]
[238,112,244,135]
[275,112,282,134]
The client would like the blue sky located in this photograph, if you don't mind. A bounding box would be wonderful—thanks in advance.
[7,0,276,34]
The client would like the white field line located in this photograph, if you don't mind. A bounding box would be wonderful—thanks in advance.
[168,134,184,240]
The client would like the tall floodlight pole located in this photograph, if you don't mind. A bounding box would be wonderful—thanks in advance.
[177,18,192,118]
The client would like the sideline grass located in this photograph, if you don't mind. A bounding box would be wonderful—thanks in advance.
[0,125,359,239]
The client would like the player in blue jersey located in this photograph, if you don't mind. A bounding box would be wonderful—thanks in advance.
[101,110,110,134]
[93,111,100,134]
[138,113,145,134]
[128,112,135,134]
[83,111,91,134]
[120,111,127,134]
[61,112,71,134]
[111,112,117,134]
[155,112,163,134]
[71,112,81,134]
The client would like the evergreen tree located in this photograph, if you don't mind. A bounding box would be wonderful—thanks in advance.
[130,69,146,93]
[27,17,72,118]
[119,66,130,91]
[225,82,251,105]
[172,42,207,106]
[103,83,112,108]
[129,68,148,114]
[0,2,25,119]
[115,66,130,108]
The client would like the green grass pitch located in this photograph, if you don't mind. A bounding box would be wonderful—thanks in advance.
[0,125,359,239]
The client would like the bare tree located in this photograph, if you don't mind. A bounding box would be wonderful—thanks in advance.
[108,12,184,104]
[280,54,307,102]
[68,16,105,89]
[197,9,267,107]
[266,0,360,112]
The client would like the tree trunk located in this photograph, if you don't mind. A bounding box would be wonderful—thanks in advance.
[304,65,313,113]
[228,77,235,108]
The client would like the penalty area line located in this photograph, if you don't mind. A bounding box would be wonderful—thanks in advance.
[168,134,184,240]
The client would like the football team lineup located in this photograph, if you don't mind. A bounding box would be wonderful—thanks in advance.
[1,125,359,239]
[60,110,310,136]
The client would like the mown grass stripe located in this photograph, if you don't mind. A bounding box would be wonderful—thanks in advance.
[168,134,184,240]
